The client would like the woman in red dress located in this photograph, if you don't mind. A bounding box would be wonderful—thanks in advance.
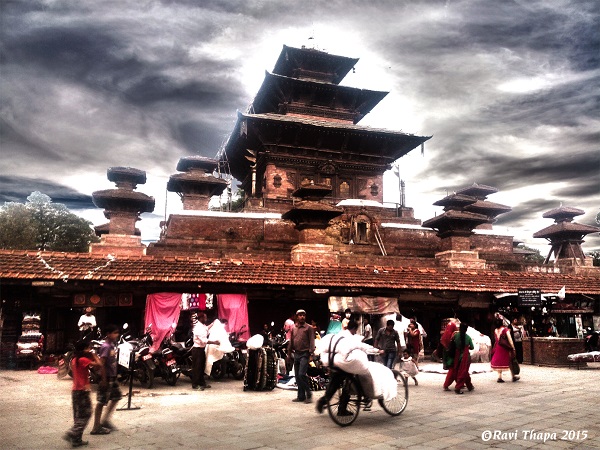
[490,318,518,382]
[441,321,458,391]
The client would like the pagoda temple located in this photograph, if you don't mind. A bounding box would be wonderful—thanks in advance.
[533,206,599,270]
[222,45,431,212]
[90,167,155,256]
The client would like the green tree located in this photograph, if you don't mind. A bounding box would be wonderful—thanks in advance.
[588,251,600,267]
[519,244,545,264]
[0,192,99,252]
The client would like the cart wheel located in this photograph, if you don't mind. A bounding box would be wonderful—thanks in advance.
[327,376,361,427]
[378,370,408,416]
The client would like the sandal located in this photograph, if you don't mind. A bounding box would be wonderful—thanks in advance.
[90,427,110,435]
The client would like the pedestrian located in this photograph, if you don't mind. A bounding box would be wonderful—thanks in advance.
[341,309,352,330]
[191,311,220,391]
[362,316,374,361]
[77,307,96,342]
[453,322,474,394]
[374,319,401,370]
[90,324,121,436]
[283,315,295,341]
[442,321,458,391]
[490,317,519,382]
[63,340,103,447]
[287,309,315,403]
[315,319,382,415]
[510,317,526,364]
[405,322,421,367]
[399,349,419,385]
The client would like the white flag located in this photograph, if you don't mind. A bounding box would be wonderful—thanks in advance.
[557,286,566,300]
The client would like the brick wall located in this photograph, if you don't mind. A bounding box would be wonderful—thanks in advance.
[522,337,585,367]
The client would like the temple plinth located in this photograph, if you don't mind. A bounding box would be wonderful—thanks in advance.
[533,206,599,270]
[90,167,155,256]
[282,183,343,263]
[167,156,228,210]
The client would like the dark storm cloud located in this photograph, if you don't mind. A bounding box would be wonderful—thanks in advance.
[0,176,94,210]
[1,0,597,250]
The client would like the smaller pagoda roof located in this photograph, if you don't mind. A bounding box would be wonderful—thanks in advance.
[455,183,498,199]
[107,167,146,185]
[92,189,155,213]
[167,172,228,193]
[542,206,585,222]
[423,210,490,229]
[291,183,332,201]
[272,45,359,85]
[533,221,600,239]
[176,156,219,173]
[433,194,477,209]
[464,200,512,217]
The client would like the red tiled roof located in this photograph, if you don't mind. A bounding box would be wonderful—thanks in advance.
[1,250,599,294]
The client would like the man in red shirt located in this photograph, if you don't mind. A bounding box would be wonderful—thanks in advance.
[63,341,103,447]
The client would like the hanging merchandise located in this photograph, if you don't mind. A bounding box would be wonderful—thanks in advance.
[205,293,214,310]
[16,313,44,363]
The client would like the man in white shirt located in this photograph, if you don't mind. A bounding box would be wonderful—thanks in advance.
[191,311,220,391]
[78,307,96,331]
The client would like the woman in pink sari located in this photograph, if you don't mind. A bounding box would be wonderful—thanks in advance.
[453,322,474,394]
[441,321,458,391]
[490,318,518,382]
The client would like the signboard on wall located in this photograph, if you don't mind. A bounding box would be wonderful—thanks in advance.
[518,288,541,307]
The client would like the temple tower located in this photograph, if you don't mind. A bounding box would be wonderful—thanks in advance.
[91,167,155,256]
[533,206,599,269]
[423,184,511,268]
[222,45,431,212]
[167,156,228,210]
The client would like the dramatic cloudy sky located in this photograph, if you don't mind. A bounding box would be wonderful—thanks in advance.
[1,0,598,253]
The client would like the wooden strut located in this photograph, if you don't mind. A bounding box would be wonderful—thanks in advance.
[373,222,387,256]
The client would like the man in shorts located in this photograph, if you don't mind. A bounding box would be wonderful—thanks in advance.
[91,324,122,435]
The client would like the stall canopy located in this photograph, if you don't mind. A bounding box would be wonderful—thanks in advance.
[217,294,250,341]
[145,293,182,351]
[328,296,399,314]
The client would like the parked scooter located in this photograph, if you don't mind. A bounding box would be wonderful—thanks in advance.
[117,324,155,388]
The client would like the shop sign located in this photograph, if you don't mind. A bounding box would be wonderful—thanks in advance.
[32,281,54,286]
[518,288,541,306]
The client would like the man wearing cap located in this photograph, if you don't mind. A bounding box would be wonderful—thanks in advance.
[287,309,315,403]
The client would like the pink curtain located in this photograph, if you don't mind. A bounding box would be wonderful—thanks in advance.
[217,294,250,341]
[145,293,182,352]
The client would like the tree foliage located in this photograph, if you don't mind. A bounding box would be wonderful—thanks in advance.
[0,192,99,252]
[520,245,545,264]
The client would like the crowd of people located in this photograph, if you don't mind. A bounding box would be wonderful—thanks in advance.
[62,305,536,444]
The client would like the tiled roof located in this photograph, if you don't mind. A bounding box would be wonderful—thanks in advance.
[1,250,599,294]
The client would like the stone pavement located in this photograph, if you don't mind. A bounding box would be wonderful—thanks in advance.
[0,361,598,450]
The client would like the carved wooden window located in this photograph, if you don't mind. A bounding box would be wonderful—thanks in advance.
[339,181,350,198]
[370,184,379,196]
[273,174,282,188]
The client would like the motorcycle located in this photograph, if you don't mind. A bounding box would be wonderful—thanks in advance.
[211,326,247,380]
[151,337,180,386]
[271,331,291,374]
[117,324,155,389]
[168,337,194,381]
[57,327,103,383]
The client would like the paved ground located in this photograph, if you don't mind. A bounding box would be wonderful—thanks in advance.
[0,361,599,450]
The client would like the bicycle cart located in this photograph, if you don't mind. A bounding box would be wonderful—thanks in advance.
[327,369,408,427]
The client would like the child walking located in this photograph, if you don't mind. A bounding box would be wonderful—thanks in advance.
[64,340,102,447]
[399,349,419,385]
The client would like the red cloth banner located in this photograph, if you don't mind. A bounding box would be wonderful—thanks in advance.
[217,294,250,341]
[145,293,182,352]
